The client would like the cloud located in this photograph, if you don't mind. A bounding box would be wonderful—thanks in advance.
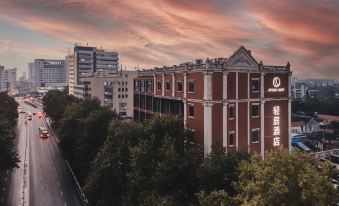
[0,0,338,79]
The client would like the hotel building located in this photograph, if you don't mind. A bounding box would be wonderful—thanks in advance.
[133,46,292,156]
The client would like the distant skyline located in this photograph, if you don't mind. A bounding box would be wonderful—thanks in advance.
[0,0,339,79]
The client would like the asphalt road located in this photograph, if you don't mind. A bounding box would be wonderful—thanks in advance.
[3,102,82,206]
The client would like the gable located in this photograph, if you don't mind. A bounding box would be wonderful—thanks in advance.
[226,46,259,68]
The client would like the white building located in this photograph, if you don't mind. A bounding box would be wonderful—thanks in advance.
[292,83,308,100]
[78,70,137,117]
[0,67,17,91]
[31,59,67,88]
[68,45,119,96]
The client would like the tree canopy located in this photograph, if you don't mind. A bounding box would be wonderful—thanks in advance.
[0,92,19,171]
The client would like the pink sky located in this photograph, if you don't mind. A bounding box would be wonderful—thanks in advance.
[0,0,338,79]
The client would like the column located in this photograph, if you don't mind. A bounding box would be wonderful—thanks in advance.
[288,72,292,152]
[222,72,228,149]
[260,72,265,158]
[183,72,187,126]
[161,73,165,96]
[236,72,239,151]
[203,71,213,156]
[153,74,156,95]
[247,73,250,152]
[204,102,213,156]
[172,73,175,97]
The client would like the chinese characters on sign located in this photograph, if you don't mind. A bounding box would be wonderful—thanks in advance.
[273,106,280,146]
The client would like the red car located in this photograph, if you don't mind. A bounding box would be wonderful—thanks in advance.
[38,127,49,138]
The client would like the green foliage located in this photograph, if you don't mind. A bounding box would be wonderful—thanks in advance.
[197,145,249,196]
[84,120,143,205]
[42,89,78,123]
[0,92,19,171]
[84,117,204,206]
[292,98,339,116]
[196,190,237,206]
[237,147,339,206]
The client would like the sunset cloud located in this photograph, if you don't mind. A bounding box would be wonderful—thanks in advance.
[0,0,338,79]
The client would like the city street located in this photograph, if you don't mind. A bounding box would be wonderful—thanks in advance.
[2,102,82,206]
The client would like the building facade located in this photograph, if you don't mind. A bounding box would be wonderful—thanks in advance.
[1,68,17,91]
[35,59,67,87]
[78,70,137,117]
[134,47,292,156]
[68,45,119,96]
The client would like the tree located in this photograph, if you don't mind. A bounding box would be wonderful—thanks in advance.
[237,147,339,206]
[196,190,236,206]
[42,90,78,124]
[0,92,19,171]
[73,106,115,184]
[57,98,101,161]
[84,120,143,206]
[197,145,249,196]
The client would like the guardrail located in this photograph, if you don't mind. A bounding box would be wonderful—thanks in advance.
[312,149,339,159]
[43,116,88,205]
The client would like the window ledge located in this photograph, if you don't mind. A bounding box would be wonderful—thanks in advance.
[251,91,260,93]
[252,116,260,118]
[251,141,260,144]
[188,91,195,94]
[229,118,235,120]
[229,145,234,147]
[188,116,195,119]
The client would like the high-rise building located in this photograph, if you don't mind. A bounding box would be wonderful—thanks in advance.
[31,59,67,88]
[1,68,17,91]
[133,46,292,156]
[68,45,119,96]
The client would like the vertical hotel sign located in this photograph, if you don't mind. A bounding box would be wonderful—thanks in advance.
[273,106,280,146]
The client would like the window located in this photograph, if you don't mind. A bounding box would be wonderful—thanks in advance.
[229,105,235,119]
[251,104,259,117]
[134,80,139,92]
[126,95,128,98]
[228,81,233,92]
[146,79,152,93]
[140,80,145,92]
[251,129,260,143]
[188,105,195,117]
[251,79,259,92]
[177,81,183,92]
[188,80,195,93]
[166,81,171,91]
[118,88,121,92]
[157,81,162,91]
[122,82,125,85]
[126,88,128,92]
[229,132,234,146]
[118,95,121,98]
[122,88,124,92]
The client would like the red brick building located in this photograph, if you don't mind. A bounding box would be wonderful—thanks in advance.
[134,46,292,156]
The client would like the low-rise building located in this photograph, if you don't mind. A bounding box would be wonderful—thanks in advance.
[291,121,305,133]
[79,70,137,117]
[134,46,292,156]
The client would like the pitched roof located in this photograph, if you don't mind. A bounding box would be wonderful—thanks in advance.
[316,114,339,122]
[291,121,305,127]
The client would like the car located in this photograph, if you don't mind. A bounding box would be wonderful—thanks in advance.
[27,114,33,120]
[33,112,36,115]
[38,127,49,138]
